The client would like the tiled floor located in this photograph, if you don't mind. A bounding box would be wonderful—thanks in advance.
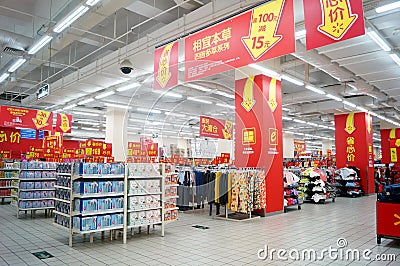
[0,196,399,265]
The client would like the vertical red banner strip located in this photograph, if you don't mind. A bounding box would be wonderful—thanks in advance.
[335,112,374,194]
[154,41,179,90]
[55,113,72,133]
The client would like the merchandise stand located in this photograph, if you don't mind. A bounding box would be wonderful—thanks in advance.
[0,164,19,204]
[376,201,400,244]
[12,163,56,218]
[283,184,302,213]
[215,206,261,222]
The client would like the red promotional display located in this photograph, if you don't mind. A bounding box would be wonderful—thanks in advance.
[199,116,233,140]
[376,201,400,244]
[0,105,53,131]
[335,112,374,194]
[235,74,283,213]
[184,0,294,81]
[303,0,365,50]
[55,113,72,133]
[0,150,11,159]
[381,128,400,164]
[127,142,141,157]
[294,139,306,155]
[154,41,179,90]
[147,143,159,157]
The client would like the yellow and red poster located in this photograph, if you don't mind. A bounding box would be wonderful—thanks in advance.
[303,0,365,50]
[334,112,374,194]
[184,0,294,81]
[381,128,400,164]
[199,116,233,140]
[0,150,11,159]
[55,113,72,133]
[294,140,306,153]
[235,74,283,213]
[0,105,53,131]
[147,143,158,157]
[154,41,179,90]
[127,142,141,157]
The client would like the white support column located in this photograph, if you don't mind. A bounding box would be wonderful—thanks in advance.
[105,107,128,161]
[322,139,334,156]
[283,132,294,159]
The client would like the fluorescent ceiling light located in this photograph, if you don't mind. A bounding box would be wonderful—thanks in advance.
[282,116,293,121]
[281,74,304,86]
[179,132,193,135]
[367,30,391,51]
[343,100,357,108]
[376,1,400,13]
[282,107,290,111]
[53,5,89,33]
[104,103,131,109]
[95,91,115,99]
[389,53,400,66]
[117,83,140,92]
[295,29,306,40]
[307,122,318,127]
[0,73,9,83]
[182,83,212,92]
[137,107,162,114]
[373,137,381,141]
[153,90,182,98]
[283,131,294,134]
[86,0,101,6]
[73,111,99,117]
[187,97,212,104]
[165,112,186,118]
[356,106,369,113]
[129,118,146,123]
[248,64,281,80]
[328,127,335,130]
[293,119,307,124]
[63,104,77,110]
[305,85,326,95]
[8,59,27,73]
[216,103,235,109]
[71,126,79,129]
[78,98,94,105]
[81,127,100,131]
[326,94,343,102]
[28,35,53,55]
[214,90,235,99]
[76,121,99,126]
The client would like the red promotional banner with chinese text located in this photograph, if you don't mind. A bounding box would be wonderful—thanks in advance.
[128,142,141,157]
[154,41,179,90]
[0,105,53,131]
[0,150,11,159]
[184,0,294,81]
[147,143,159,157]
[294,139,306,153]
[85,139,105,157]
[303,0,365,50]
[55,113,72,133]
[381,128,400,164]
[235,74,283,213]
[335,112,374,194]
[199,116,233,140]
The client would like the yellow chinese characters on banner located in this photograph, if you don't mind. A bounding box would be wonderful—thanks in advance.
[192,27,232,61]
[199,116,233,140]
[346,136,356,162]
[0,130,21,144]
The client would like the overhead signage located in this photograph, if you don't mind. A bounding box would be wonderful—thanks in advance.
[184,0,295,81]
[199,116,233,140]
[154,41,179,90]
[55,113,72,133]
[20,129,37,140]
[303,0,365,50]
[37,84,49,100]
[380,128,400,164]
[0,105,53,131]
[38,130,45,140]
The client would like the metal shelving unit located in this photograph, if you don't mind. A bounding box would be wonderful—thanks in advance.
[0,165,20,204]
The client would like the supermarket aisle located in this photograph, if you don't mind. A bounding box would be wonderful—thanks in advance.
[0,196,399,266]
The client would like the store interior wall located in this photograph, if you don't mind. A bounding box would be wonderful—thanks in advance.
[283,132,294,159]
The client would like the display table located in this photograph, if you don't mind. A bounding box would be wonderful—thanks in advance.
[376,201,400,244]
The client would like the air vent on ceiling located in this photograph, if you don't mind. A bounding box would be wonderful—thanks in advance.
[3,46,25,56]
[0,91,29,103]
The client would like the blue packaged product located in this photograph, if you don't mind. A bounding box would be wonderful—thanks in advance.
[34,182,42,189]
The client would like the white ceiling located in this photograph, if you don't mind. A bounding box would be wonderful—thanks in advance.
[0,0,399,151]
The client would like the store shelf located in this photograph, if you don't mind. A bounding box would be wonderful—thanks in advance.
[127,222,162,229]
[55,198,70,204]
[0,186,18,189]
[18,198,55,201]
[54,185,71,190]
[53,210,71,217]
[0,168,20,171]
[128,176,163,180]
[72,225,123,234]
[0,178,19,181]
[72,209,124,217]
[128,192,162,197]
[165,207,179,211]
[127,207,162,213]
[19,178,57,181]
[53,222,70,231]
[19,188,55,191]
[20,169,56,171]
[73,174,124,180]
[0,196,12,198]
[73,192,124,199]
[18,206,55,211]
[56,173,72,176]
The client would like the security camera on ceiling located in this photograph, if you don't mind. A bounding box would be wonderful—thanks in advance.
[120,59,134,74]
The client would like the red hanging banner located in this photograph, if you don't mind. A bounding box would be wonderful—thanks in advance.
[303,0,365,50]
[199,116,233,140]
[0,105,53,131]
[381,128,400,164]
[55,113,72,133]
[147,143,159,157]
[184,0,294,81]
[154,41,179,90]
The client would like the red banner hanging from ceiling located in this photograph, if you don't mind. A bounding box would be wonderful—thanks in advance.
[184,0,295,81]
[199,116,233,140]
[55,113,72,133]
[154,41,179,90]
[303,0,365,50]
[0,105,53,131]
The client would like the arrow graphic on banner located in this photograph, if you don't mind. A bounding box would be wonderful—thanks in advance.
[32,110,51,130]
[59,113,70,133]
[241,0,284,60]
[390,128,396,139]
[394,214,400,226]
[156,43,173,88]
[268,78,278,112]
[396,139,400,147]
[367,114,372,134]
[318,0,358,40]
[241,76,256,112]
[345,113,356,134]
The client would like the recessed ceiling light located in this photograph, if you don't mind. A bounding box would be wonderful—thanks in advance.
[187,97,212,104]
[78,98,94,105]
[95,91,115,99]
[117,83,140,92]
[137,107,162,114]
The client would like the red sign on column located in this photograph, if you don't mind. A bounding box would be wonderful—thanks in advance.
[184,0,295,81]
[303,0,365,50]
[235,74,283,213]
[154,41,178,90]
[335,112,374,194]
